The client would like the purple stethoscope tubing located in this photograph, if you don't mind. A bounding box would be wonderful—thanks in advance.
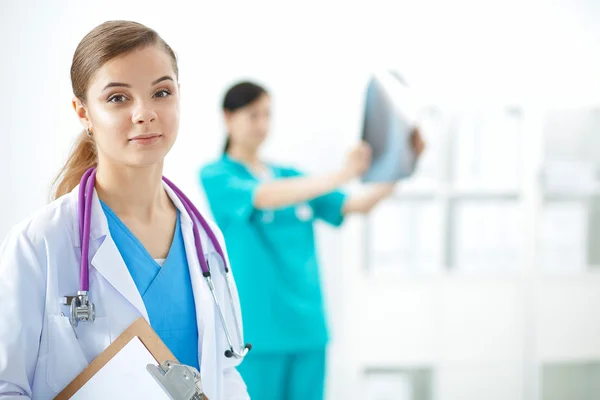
[75,167,250,358]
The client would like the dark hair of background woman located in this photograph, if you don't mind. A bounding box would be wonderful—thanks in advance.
[222,81,268,153]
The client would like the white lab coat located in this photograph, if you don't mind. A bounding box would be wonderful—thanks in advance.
[0,183,249,400]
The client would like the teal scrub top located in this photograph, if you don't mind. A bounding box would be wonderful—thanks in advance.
[101,201,200,370]
[200,155,347,353]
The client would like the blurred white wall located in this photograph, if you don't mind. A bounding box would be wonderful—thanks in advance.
[2,1,600,399]
[2,0,599,239]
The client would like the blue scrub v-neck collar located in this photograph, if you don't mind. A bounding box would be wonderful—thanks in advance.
[99,199,181,271]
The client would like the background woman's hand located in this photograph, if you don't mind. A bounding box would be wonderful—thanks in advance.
[342,141,372,181]
[411,126,426,159]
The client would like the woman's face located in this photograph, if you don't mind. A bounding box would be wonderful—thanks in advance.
[74,45,180,168]
[225,93,271,152]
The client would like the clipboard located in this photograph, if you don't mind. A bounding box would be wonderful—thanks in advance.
[361,70,418,182]
[54,318,206,400]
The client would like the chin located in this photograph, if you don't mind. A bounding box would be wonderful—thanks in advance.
[128,151,169,168]
[252,137,267,148]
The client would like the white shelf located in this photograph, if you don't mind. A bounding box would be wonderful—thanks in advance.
[543,189,600,201]
[364,267,526,285]
[356,105,600,400]
[392,187,521,200]
[538,268,600,281]
[448,188,520,200]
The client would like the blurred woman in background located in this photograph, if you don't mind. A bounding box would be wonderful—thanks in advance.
[200,81,425,400]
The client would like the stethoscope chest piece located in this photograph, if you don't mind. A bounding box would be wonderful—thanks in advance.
[295,203,313,221]
[69,291,96,328]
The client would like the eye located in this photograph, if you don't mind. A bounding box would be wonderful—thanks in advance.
[107,94,128,104]
[153,89,171,98]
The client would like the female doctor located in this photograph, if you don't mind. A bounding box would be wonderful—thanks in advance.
[0,21,248,400]
[200,82,425,400]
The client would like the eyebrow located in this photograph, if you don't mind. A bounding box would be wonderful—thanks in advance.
[103,82,131,90]
[151,75,174,85]
[102,76,174,91]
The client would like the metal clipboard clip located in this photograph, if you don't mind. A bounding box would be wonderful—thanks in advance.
[146,360,205,400]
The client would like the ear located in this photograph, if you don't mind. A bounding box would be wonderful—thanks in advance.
[223,110,234,128]
[72,97,92,131]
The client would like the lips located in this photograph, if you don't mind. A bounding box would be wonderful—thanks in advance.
[129,133,161,141]
[128,133,162,145]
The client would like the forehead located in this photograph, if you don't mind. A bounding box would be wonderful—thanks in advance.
[244,94,271,110]
[89,45,176,91]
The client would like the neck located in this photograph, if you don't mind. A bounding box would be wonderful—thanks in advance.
[94,160,171,221]
[227,145,260,167]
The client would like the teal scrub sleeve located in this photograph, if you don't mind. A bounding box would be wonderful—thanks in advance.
[310,190,348,227]
[279,166,348,227]
[200,167,259,223]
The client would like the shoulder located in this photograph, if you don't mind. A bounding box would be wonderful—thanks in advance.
[3,190,76,253]
[200,158,237,180]
[267,162,304,178]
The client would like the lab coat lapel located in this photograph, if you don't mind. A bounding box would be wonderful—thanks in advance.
[178,211,213,339]
[84,190,150,322]
[163,183,213,336]
[181,216,219,393]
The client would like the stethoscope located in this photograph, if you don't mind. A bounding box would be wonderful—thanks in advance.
[65,167,251,359]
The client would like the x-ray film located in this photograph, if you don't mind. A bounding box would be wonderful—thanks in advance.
[361,71,418,182]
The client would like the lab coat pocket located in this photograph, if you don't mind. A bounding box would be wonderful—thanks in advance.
[75,316,110,363]
[46,314,89,393]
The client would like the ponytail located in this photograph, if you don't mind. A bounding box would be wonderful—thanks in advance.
[52,130,97,200]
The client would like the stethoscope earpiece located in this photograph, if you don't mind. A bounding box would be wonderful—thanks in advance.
[224,343,252,359]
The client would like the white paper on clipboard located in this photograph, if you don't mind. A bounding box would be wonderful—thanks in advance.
[71,337,171,400]
[361,70,419,182]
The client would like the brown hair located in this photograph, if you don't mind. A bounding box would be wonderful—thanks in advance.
[52,20,178,199]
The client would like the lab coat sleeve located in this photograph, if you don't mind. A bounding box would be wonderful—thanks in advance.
[0,228,45,399]
[223,367,250,400]
[200,166,259,225]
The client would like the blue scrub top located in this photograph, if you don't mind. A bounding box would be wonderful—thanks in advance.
[200,155,347,353]
[101,201,200,370]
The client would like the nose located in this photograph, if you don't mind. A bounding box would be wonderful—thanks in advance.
[131,101,157,124]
